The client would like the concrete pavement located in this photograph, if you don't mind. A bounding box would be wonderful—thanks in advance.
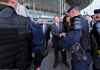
[40,37,93,70]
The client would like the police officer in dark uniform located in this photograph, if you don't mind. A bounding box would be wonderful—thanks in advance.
[90,15,95,30]
[33,18,41,29]
[0,0,46,70]
[91,9,100,70]
[33,18,38,24]
[58,3,92,70]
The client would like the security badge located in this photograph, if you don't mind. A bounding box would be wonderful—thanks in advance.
[76,42,79,51]
[76,42,100,54]
[34,18,37,20]
[98,50,100,54]
[34,18,38,21]
[76,43,100,54]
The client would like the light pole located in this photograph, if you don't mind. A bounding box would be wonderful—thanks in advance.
[29,0,30,5]
[33,3,35,17]
[59,0,61,16]
[62,0,63,18]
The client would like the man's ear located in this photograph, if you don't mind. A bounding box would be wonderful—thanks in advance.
[71,10,73,14]
[72,10,75,14]
[11,0,15,4]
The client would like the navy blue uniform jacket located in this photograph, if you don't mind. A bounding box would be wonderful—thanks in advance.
[28,20,43,53]
[58,14,89,50]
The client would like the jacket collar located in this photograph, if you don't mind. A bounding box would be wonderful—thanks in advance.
[71,14,82,20]
[0,4,16,18]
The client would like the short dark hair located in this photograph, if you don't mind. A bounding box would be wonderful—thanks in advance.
[73,7,81,12]
[42,19,46,22]
[85,14,90,17]
[62,15,70,23]
[53,16,58,20]
[0,0,9,3]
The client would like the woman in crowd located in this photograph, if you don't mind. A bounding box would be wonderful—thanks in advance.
[62,15,71,62]
[62,15,71,33]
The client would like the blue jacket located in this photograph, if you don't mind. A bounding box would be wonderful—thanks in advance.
[40,24,50,41]
[28,20,43,53]
[58,14,88,50]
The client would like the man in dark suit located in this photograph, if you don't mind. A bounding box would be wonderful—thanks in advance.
[40,19,50,47]
[50,16,70,68]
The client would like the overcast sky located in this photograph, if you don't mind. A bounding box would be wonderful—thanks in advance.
[81,0,100,15]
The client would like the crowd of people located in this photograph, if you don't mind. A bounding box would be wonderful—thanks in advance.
[0,0,100,70]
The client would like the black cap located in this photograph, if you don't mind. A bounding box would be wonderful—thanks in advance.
[67,3,80,13]
[91,15,94,19]
[94,9,100,14]
[33,18,38,21]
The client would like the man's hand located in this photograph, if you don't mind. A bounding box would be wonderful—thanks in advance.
[62,48,66,51]
[60,32,66,37]
[36,67,40,70]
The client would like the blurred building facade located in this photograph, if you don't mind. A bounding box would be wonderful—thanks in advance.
[17,0,94,23]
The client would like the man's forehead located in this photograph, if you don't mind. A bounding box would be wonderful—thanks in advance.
[69,9,74,13]
[94,14,96,15]
[43,20,46,21]
[55,17,58,19]
[97,14,100,17]
[86,16,90,17]
[94,14,100,16]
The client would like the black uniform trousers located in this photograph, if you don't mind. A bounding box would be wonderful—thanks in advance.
[54,44,66,62]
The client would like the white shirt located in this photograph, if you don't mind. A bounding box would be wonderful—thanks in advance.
[55,23,59,29]
[43,24,46,34]
[55,23,61,37]
[55,23,59,26]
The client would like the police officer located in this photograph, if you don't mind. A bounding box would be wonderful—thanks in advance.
[58,3,92,70]
[33,18,41,29]
[0,0,45,70]
[33,18,38,24]
[91,9,100,70]
[90,15,95,30]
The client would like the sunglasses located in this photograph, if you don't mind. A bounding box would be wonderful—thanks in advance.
[96,16,100,18]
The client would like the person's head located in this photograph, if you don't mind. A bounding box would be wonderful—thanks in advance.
[34,20,38,24]
[42,19,46,25]
[85,15,90,21]
[69,7,80,18]
[63,15,70,23]
[59,16,62,21]
[94,14,97,23]
[92,17,96,23]
[54,16,60,24]
[95,14,100,22]
[94,9,100,22]
[67,3,81,18]
[0,0,18,10]
[91,15,96,23]
[33,18,38,24]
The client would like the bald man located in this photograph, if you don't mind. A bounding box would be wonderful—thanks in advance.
[51,16,70,69]
[0,0,44,70]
